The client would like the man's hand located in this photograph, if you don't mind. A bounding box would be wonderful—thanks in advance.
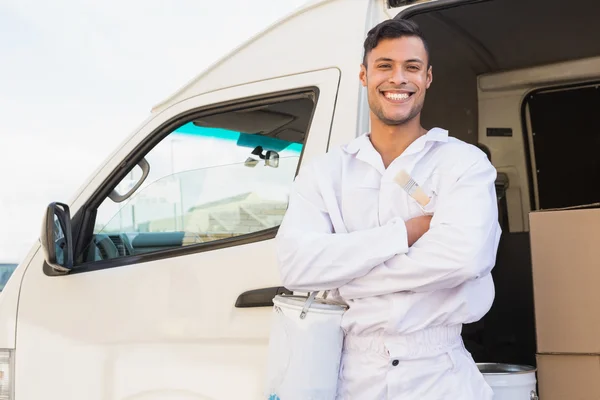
[406,215,433,247]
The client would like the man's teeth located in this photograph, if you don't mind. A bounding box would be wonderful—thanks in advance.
[384,92,410,100]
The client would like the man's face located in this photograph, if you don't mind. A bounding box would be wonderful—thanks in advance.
[360,36,432,126]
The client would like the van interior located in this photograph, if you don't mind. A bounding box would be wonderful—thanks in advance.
[408,0,600,367]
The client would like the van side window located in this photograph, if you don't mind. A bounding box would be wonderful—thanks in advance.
[526,84,600,210]
[81,95,314,263]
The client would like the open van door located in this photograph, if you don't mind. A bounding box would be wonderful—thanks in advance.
[17,69,339,400]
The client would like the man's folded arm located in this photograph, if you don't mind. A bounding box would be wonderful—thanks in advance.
[338,154,501,300]
[276,161,409,292]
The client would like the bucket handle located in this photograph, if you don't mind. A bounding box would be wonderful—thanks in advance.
[299,291,319,319]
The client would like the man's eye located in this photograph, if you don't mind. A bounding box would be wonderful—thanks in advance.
[407,65,420,71]
[378,64,392,69]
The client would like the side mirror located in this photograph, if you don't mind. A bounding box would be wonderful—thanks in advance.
[40,202,73,273]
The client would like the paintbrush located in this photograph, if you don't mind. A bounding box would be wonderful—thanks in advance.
[394,170,431,207]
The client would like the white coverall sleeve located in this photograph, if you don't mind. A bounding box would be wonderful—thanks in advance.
[276,160,409,292]
[338,154,501,300]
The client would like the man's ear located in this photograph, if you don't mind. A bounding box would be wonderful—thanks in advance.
[359,64,367,87]
[426,65,433,89]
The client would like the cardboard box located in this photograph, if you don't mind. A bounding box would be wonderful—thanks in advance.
[529,205,600,353]
[537,354,600,399]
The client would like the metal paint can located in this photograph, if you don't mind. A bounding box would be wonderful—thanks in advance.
[477,363,538,399]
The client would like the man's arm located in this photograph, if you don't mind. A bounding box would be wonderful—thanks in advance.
[338,153,501,300]
[276,159,410,292]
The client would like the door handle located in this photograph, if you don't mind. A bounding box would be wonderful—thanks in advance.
[235,286,293,308]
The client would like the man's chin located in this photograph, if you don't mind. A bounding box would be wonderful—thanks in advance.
[374,106,424,126]
[378,114,413,126]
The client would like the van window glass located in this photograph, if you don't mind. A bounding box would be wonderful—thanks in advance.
[81,96,314,263]
[527,85,600,209]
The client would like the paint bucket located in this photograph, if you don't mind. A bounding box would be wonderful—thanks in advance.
[477,363,538,399]
[264,293,348,400]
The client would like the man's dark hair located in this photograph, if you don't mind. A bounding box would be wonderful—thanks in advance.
[362,19,430,67]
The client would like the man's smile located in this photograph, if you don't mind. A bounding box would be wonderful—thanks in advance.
[380,89,415,104]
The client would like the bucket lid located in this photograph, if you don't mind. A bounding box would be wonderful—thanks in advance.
[476,363,536,374]
[273,294,348,311]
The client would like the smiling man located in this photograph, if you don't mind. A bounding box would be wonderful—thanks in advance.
[276,19,500,399]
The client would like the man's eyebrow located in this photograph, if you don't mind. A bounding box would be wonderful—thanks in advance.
[373,57,425,64]
[374,57,395,63]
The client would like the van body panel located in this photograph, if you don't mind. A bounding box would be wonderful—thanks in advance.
[0,246,40,348]
[17,243,279,399]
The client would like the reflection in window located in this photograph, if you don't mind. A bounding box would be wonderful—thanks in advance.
[98,157,298,243]
[53,214,65,265]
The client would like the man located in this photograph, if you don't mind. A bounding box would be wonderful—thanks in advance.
[276,19,500,399]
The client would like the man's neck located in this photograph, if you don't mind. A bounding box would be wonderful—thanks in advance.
[369,116,428,169]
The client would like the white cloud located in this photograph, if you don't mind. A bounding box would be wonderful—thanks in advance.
[0,0,307,262]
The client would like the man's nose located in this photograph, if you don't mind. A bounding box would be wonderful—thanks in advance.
[389,67,408,85]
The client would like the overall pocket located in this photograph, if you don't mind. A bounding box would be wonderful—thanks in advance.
[405,181,438,217]
[402,170,440,217]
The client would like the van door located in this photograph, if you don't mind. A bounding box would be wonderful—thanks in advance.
[15,69,339,400]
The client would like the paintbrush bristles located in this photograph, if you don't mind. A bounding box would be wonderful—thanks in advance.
[394,170,430,207]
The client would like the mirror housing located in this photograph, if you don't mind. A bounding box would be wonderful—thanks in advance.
[244,146,280,168]
[40,202,73,273]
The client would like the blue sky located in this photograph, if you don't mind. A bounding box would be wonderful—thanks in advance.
[0,0,307,262]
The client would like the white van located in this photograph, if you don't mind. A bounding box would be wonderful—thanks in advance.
[1,0,598,398]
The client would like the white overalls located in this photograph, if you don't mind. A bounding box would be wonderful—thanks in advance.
[276,128,501,399]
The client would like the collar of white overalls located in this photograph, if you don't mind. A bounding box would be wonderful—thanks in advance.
[341,127,449,172]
